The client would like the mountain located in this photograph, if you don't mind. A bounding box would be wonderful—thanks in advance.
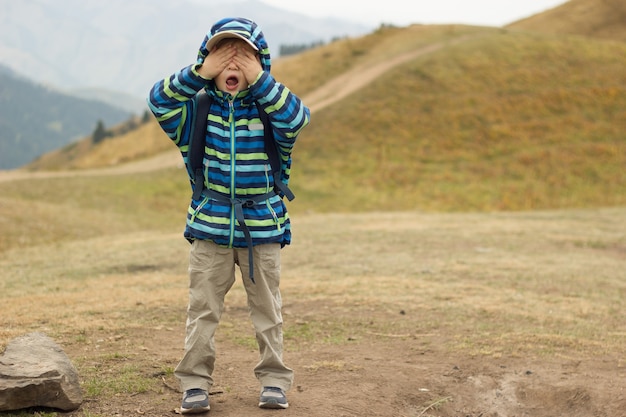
[0,0,370,169]
[506,0,626,41]
[0,0,371,102]
[0,64,131,170]
[68,88,147,116]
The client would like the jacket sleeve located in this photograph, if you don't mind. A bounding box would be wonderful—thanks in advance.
[249,71,310,150]
[147,64,208,147]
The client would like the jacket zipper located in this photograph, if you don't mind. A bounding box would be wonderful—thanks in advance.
[228,99,236,248]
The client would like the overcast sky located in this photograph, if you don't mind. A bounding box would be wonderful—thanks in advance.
[258,0,568,27]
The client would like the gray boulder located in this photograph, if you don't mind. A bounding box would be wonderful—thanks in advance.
[0,332,82,411]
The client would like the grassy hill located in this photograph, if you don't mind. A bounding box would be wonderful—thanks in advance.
[288,27,626,212]
[14,12,626,222]
[26,116,171,170]
[507,0,626,41]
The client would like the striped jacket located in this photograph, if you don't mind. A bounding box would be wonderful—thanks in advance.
[148,18,310,248]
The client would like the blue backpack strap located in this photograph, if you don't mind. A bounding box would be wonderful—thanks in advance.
[190,90,211,201]
[255,103,295,201]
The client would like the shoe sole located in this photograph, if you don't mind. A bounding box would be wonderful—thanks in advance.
[180,405,211,414]
[259,400,289,409]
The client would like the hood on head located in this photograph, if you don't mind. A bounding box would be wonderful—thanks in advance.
[197,17,271,73]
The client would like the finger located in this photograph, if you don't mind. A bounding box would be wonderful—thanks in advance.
[235,44,256,59]
[212,43,236,59]
[231,54,247,68]
[233,51,254,67]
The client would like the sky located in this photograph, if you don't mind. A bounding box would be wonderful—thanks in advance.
[257,0,568,27]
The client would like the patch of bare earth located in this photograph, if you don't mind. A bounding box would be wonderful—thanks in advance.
[61,314,625,417]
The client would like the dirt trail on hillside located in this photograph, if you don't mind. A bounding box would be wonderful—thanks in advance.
[303,41,446,113]
[0,36,471,184]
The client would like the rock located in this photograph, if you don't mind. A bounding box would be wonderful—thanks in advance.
[0,332,82,411]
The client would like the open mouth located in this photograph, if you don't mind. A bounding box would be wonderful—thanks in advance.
[226,76,239,90]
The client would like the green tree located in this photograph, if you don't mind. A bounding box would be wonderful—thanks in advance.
[92,120,108,143]
[141,110,151,124]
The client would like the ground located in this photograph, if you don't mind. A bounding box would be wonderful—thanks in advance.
[3,209,622,417]
[57,305,625,417]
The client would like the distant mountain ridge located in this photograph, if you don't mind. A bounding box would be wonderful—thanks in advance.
[0,0,370,102]
[0,64,130,170]
[0,0,370,170]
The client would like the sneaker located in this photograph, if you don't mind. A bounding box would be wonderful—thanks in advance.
[259,386,289,409]
[181,388,210,414]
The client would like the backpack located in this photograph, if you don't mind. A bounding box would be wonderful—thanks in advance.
[189,90,295,202]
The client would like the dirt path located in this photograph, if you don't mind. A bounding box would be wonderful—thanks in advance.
[0,149,183,183]
[304,41,448,113]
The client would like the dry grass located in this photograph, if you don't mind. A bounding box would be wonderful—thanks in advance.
[2,206,624,360]
[507,0,626,41]
[0,231,188,346]
[289,29,626,213]
[272,24,488,97]
[27,118,171,171]
[0,167,189,252]
[1,203,624,416]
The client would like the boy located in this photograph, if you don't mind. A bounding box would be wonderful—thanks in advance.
[148,17,310,413]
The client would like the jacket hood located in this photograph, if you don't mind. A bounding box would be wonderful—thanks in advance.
[197,17,271,73]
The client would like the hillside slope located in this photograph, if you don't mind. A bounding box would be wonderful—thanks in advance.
[507,0,626,41]
[12,23,626,213]
[292,28,625,212]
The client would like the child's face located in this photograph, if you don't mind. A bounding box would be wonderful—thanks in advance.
[214,39,259,95]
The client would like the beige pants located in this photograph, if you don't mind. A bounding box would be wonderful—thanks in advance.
[174,240,293,393]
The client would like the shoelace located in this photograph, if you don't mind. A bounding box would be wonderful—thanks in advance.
[184,388,207,400]
[262,387,284,396]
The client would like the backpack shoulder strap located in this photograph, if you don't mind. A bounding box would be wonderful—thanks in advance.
[191,90,211,200]
[255,103,295,201]
[190,94,294,202]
